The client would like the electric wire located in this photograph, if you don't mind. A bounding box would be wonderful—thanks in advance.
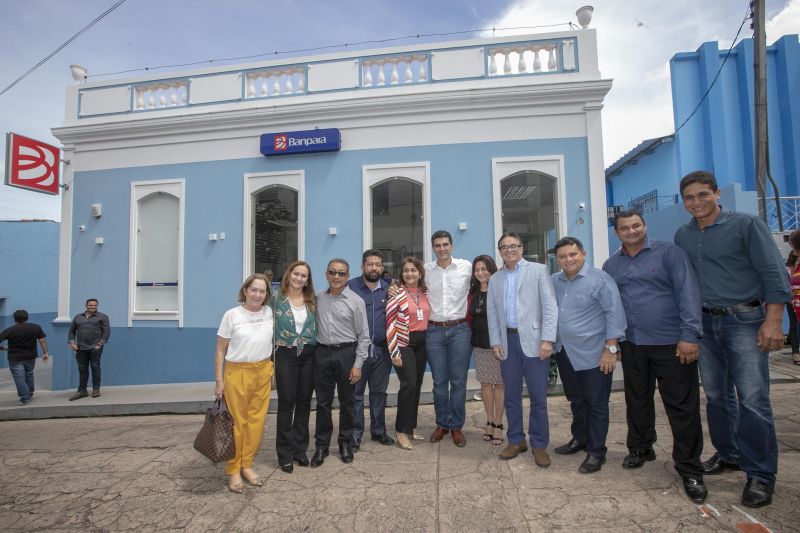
[0,0,127,97]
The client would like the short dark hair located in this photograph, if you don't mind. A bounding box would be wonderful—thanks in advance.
[13,310,28,323]
[86,298,98,306]
[554,236,585,253]
[613,209,645,229]
[497,231,523,248]
[361,249,383,265]
[430,230,452,246]
[327,258,349,272]
[679,170,718,195]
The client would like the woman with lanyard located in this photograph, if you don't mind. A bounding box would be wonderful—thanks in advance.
[271,261,318,472]
[214,273,274,493]
[386,256,431,450]
[467,254,505,445]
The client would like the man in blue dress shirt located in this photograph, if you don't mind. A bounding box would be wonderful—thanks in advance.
[675,170,790,508]
[603,210,707,504]
[551,236,626,474]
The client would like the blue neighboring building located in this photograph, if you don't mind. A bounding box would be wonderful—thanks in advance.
[606,34,800,247]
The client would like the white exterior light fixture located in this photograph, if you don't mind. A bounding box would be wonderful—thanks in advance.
[70,64,88,83]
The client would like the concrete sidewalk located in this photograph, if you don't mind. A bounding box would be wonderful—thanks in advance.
[2,351,799,421]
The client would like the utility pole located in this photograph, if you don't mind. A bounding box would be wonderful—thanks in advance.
[753,0,768,223]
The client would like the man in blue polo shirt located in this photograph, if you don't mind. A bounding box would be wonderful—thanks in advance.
[604,210,706,504]
[347,249,395,450]
[675,170,790,508]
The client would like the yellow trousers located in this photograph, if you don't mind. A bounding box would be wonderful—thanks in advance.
[223,358,273,475]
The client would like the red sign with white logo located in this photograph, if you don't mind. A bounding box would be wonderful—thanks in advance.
[274,134,288,151]
[5,133,60,195]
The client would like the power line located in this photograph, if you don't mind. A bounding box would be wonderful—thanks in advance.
[673,7,751,135]
[0,0,127,97]
[90,22,573,78]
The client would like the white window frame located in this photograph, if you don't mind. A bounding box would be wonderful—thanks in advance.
[243,170,305,281]
[492,156,567,255]
[362,162,431,264]
[128,179,185,327]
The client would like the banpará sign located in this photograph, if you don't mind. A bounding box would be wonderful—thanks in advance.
[260,128,341,157]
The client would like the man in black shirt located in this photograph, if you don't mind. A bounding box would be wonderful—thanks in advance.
[67,298,110,400]
[0,310,49,404]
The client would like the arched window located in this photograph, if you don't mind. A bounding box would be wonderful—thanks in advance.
[370,177,424,278]
[252,185,298,283]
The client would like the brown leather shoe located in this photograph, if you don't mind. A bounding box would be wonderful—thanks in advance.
[430,427,448,442]
[499,441,528,460]
[451,429,466,447]
[532,448,551,468]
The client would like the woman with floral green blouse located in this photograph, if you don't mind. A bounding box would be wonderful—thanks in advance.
[271,261,318,473]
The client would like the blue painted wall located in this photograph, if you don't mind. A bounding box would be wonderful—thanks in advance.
[606,140,678,210]
[0,220,59,369]
[56,137,590,388]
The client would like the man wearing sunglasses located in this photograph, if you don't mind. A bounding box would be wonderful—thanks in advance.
[311,259,370,467]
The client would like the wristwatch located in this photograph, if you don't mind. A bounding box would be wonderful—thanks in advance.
[604,344,618,354]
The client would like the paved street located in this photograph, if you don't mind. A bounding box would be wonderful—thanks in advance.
[1,381,798,532]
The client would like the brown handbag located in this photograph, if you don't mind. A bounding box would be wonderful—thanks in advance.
[193,397,236,463]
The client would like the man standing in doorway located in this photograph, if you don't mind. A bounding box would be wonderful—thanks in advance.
[675,170,790,508]
[348,249,395,450]
[67,298,110,401]
[0,310,49,404]
[487,232,558,467]
[551,237,626,474]
[425,230,472,446]
[312,258,369,467]
[604,210,707,504]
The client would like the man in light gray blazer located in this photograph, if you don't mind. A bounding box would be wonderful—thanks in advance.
[487,231,558,467]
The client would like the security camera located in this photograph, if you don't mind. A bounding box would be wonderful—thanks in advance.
[578,202,586,210]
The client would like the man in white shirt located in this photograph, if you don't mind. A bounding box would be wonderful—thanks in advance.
[425,230,472,446]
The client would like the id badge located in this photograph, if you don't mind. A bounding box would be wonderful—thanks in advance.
[416,308,424,320]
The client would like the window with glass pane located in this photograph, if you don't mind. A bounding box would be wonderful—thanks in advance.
[500,171,558,267]
[135,192,179,312]
[253,185,298,282]
[371,177,423,279]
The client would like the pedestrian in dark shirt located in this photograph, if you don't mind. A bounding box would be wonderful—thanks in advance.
[67,298,110,400]
[0,310,49,404]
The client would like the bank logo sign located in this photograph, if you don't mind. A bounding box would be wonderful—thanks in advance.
[5,132,61,195]
[261,128,341,156]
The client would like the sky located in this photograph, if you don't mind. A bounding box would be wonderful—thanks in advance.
[0,0,797,221]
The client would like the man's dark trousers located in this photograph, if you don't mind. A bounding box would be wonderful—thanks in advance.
[313,345,356,449]
[76,347,103,392]
[353,344,391,439]
[620,341,704,477]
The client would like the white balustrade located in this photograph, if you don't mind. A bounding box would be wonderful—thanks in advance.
[361,54,429,88]
[134,81,188,110]
[244,67,307,99]
[486,40,568,77]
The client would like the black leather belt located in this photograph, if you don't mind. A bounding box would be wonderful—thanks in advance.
[429,319,466,327]
[317,341,357,350]
[702,300,761,315]
[507,327,519,334]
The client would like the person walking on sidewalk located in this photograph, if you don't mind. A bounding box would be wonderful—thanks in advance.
[214,273,274,493]
[603,210,707,504]
[675,170,790,508]
[487,234,558,467]
[67,298,110,400]
[0,310,49,404]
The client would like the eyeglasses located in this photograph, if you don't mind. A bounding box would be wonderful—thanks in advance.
[327,270,348,278]
[499,244,521,252]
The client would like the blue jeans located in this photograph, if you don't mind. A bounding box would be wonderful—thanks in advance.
[699,306,778,485]
[501,331,550,448]
[425,322,472,430]
[10,359,36,403]
[352,345,391,439]
[556,349,612,459]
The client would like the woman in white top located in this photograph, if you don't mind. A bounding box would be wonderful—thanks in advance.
[214,273,274,493]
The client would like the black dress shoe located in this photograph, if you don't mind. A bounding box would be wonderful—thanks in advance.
[339,442,354,463]
[622,449,656,469]
[554,438,586,455]
[682,477,708,504]
[310,448,328,468]
[702,453,740,475]
[294,454,310,467]
[578,454,606,474]
[372,433,395,446]
[742,478,773,508]
[350,438,361,453]
[280,463,293,474]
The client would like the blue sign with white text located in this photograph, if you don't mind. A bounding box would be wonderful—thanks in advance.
[260,128,341,156]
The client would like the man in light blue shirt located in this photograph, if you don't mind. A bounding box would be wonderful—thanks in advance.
[551,236,626,474]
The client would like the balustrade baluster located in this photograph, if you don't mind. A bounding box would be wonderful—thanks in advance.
[377,61,386,86]
[517,47,527,73]
[533,47,542,72]
[503,48,512,74]
[390,59,399,84]
[272,75,280,95]
[404,57,413,83]
[547,46,557,70]
[416,55,427,81]
[285,70,293,93]
[488,49,498,75]
[296,69,305,92]
[248,77,256,97]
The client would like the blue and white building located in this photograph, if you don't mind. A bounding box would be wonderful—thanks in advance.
[51,29,612,389]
